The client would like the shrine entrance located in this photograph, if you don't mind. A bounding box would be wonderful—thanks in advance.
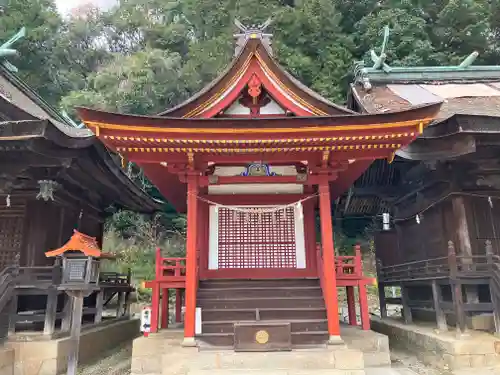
[79,21,441,347]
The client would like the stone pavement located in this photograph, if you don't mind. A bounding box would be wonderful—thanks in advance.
[165,368,419,375]
[365,368,418,375]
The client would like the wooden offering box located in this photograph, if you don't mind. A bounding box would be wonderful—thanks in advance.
[234,322,292,352]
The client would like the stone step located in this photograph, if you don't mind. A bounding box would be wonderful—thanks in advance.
[201,319,328,334]
[196,330,329,347]
[199,279,320,289]
[197,297,325,310]
[201,308,327,322]
[197,287,323,299]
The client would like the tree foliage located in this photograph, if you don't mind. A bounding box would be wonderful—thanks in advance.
[3,0,496,291]
[3,0,499,111]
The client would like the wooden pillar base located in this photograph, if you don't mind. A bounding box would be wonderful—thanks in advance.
[328,335,344,345]
[401,284,413,324]
[181,337,197,347]
[431,280,447,331]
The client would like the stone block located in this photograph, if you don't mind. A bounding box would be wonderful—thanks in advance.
[363,351,391,367]
[333,348,364,370]
[483,353,500,367]
[131,356,162,375]
[133,336,164,357]
[467,314,495,331]
[469,354,487,368]
[0,347,14,375]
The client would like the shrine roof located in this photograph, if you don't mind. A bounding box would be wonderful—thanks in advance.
[157,21,353,118]
[45,230,102,258]
[348,27,500,122]
[0,36,162,213]
[350,61,500,120]
[77,102,441,135]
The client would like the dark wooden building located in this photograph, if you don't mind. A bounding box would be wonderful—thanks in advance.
[346,42,500,332]
[0,52,161,341]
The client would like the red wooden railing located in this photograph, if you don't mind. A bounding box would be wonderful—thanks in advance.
[155,248,186,280]
[316,243,372,330]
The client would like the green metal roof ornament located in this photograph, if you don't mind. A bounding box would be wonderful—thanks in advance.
[354,25,500,88]
[370,25,391,72]
[0,27,26,72]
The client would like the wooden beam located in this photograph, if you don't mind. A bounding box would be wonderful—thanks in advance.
[401,284,413,324]
[94,290,104,323]
[199,174,337,186]
[431,280,447,331]
[66,292,84,375]
[43,288,58,336]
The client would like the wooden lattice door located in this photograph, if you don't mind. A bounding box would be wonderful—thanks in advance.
[0,216,23,269]
[216,206,301,269]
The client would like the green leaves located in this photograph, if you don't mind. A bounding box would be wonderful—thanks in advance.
[4,0,500,119]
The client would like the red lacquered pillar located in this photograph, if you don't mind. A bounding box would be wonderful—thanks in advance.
[183,174,198,346]
[318,181,342,344]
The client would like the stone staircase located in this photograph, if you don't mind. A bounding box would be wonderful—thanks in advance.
[196,278,329,348]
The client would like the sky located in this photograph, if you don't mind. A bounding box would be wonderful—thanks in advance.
[54,0,116,15]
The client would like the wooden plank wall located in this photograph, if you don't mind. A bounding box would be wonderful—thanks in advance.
[0,192,105,268]
[376,198,458,265]
[0,194,26,269]
[468,196,500,255]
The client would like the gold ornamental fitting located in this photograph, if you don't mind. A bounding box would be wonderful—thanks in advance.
[255,330,269,344]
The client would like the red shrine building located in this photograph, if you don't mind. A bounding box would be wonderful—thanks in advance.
[77,23,441,348]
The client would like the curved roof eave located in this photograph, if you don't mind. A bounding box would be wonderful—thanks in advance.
[157,37,354,117]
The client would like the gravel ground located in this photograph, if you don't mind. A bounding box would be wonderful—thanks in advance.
[77,343,132,375]
[390,350,448,375]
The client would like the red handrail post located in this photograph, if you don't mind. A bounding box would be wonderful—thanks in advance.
[346,286,357,326]
[155,248,162,279]
[354,244,370,330]
[175,289,183,323]
[354,244,362,277]
[150,283,160,333]
[161,288,169,329]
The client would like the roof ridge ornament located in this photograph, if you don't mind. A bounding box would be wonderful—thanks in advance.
[370,25,391,72]
[354,25,498,88]
[234,18,273,56]
[0,27,26,72]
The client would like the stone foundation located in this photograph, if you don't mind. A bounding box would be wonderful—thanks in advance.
[131,329,377,375]
[0,346,14,375]
[371,317,500,371]
[8,318,139,375]
[341,325,391,367]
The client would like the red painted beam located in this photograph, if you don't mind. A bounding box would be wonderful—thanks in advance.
[199,174,339,186]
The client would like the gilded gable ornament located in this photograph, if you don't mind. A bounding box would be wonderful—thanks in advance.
[241,163,277,177]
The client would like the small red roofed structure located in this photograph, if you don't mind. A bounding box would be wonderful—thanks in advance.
[45,230,102,258]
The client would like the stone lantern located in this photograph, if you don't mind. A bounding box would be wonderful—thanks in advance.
[45,230,103,375]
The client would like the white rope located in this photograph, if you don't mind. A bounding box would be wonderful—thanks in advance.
[189,192,321,214]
